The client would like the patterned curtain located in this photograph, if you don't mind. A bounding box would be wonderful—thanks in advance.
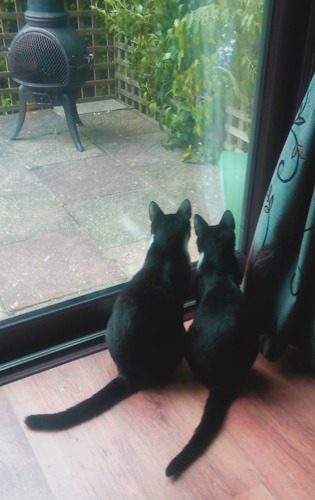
[243,73,315,370]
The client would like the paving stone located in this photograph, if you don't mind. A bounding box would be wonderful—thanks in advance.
[0,229,126,313]
[0,156,40,194]
[0,103,225,318]
[99,130,178,168]
[68,189,162,250]
[0,302,9,320]
[80,108,159,145]
[103,239,149,281]
[1,110,104,167]
[168,163,223,223]
[0,188,76,246]
[53,99,127,116]
[6,132,104,169]
[34,155,145,205]
[103,237,199,280]
[0,109,63,141]
[0,137,15,158]
[132,160,224,224]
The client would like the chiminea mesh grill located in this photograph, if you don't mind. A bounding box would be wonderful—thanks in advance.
[9,30,69,87]
[7,1,94,152]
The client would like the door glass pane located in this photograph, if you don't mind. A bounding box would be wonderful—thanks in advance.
[0,0,265,321]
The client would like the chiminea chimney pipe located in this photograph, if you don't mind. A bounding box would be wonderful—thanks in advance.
[25,0,68,27]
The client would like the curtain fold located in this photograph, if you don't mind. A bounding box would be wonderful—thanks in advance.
[243,73,315,369]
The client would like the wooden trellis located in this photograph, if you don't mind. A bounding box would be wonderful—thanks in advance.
[114,37,147,114]
[0,1,116,114]
[223,105,251,152]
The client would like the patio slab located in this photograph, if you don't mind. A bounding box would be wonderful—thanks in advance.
[68,189,156,250]
[97,130,178,168]
[0,229,126,313]
[80,108,160,144]
[0,109,104,168]
[53,98,127,116]
[35,155,146,205]
[0,155,40,194]
[0,188,76,246]
[0,101,223,317]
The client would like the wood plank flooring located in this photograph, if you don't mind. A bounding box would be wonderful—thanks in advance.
[1,345,315,500]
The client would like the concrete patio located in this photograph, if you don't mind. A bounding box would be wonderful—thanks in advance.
[0,100,223,320]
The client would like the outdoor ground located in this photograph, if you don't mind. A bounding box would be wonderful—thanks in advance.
[0,100,223,319]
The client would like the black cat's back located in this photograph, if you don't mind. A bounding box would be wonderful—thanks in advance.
[25,199,192,431]
[187,276,257,389]
[106,200,191,383]
[166,210,259,477]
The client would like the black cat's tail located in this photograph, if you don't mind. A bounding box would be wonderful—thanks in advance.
[165,387,234,478]
[25,375,139,431]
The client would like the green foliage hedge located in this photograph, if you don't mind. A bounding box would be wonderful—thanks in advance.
[95,0,263,163]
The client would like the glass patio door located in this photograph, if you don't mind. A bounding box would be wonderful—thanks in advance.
[2,0,313,381]
[0,0,264,320]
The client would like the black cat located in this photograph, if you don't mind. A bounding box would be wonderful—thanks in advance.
[166,210,259,477]
[25,199,192,431]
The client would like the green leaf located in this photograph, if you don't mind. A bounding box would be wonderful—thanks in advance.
[148,102,157,116]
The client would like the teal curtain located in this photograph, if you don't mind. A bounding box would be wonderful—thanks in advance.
[243,73,315,370]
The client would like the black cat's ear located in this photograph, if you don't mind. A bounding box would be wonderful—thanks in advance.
[220,210,235,230]
[194,214,208,237]
[177,199,192,220]
[149,201,164,222]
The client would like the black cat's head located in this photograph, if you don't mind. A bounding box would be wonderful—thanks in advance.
[148,199,191,254]
[194,210,241,284]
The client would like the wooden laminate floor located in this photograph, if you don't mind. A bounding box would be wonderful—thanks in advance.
[1,346,315,500]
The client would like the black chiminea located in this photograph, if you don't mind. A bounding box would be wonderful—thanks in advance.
[7,0,94,152]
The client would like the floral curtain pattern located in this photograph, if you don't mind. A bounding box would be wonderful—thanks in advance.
[243,73,315,369]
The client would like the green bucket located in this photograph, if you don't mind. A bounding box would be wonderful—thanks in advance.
[219,150,248,248]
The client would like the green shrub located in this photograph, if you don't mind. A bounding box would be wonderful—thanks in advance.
[95,0,263,163]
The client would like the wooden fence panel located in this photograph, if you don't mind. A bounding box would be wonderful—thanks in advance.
[223,105,251,152]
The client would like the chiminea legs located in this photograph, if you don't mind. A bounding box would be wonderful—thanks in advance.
[10,86,85,152]
[62,92,84,152]
[10,85,28,141]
